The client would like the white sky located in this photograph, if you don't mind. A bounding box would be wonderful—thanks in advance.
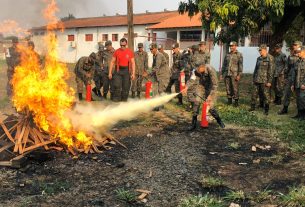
[0,0,182,29]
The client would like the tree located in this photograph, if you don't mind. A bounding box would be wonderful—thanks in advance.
[60,13,76,21]
[178,0,305,50]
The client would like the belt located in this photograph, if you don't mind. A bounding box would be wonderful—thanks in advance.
[119,66,128,70]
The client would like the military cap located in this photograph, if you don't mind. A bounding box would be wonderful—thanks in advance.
[138,43,143,48]
[172,43,179,49]
[229,41,237,46]
[275,43,282,48]
[89,52,97,59]
[105,40,112,46]
[199,41,206,45]
[150,43,158,49]
[293,41,303,46]
[28,41,35,47]
[11,37,18,43]
[158,44,164,49]
[192,44,199,50]
[258,44,268,50]
[98,44,105,51]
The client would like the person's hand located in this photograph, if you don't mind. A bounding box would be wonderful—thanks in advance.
[301,85,305,90]
[206,95,212,104]
[265,83,271,87]
[131,73,135,80]
[235,75,241,81]
[143,71,148,77]
[109,73,112,80]
[291,85,295,92]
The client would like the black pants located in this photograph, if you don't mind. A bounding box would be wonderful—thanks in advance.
[103,73,112,95]
[166,77,182,98]
[112,68,131,102]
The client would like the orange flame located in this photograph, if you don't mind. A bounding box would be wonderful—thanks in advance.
[12,0,92,151]
[0,20,30,38]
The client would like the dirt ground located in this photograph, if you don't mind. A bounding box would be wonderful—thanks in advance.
[1,61,305,207]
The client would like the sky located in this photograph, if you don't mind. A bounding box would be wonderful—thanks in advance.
[0,0,182,29]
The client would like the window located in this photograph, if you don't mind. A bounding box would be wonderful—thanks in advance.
[112,34,118,41]
[68,35,75,41]
[180,31,202,41]
[85,34,93,42]
[249,23,272,47]
[102,34,108,41]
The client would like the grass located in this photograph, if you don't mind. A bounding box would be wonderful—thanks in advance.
[251,189,273,203]
[228,142,240,150]
[178,194,225,207]
[33,179,71,196]
[224,190,246,202]
[200,176,225,188]
[115,188,137,204]
[281,186,305,207]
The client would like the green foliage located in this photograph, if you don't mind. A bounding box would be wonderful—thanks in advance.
[179,194,225,207]
[251,189,273,203]
[200,176,225,188]
[281,186,305,207]
[33,179,71,195]
[224,190,246,201]
[228,142,240,150]
[115,188,137,203]
[283,13,304,47]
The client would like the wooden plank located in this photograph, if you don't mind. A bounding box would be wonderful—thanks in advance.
[21,127,31,154]
[102,132,127,149]
[23,140,57,153]
[33,128,49,150]
[0,122,18,140]
[0,122,15,143]
[0,142,15,153]
[0,161,12,167]
[13,125,21,152]
[14,124,26,153]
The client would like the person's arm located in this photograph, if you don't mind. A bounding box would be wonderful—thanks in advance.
[144,52,148,72]
[130,57,135,80]
[266,56,274,87]
[108,56,116,80]
[236,53,243,81]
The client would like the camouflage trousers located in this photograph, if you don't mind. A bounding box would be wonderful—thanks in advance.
[272,74,285,98]
[152,75,169,96]
[251,83,271,106]
[6,67,14,97]
[224,76,239,99]
[93,69,104,90]
[131,75,143,92]
[166,77,182,99]
[76,76,90,93]
[282,80,293,107]
[296,88,305,110]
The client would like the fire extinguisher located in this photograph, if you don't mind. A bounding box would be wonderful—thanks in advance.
[179,71,186,92]
[86,84,92,102]
[145,81,153,99]
[200,101,209,128]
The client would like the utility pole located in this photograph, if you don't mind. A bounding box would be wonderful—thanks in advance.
[127,0,134,51]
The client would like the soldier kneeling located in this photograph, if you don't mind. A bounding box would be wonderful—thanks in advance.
[187,64,225,130]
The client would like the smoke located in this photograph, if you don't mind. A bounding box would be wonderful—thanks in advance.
[66,93,178,136]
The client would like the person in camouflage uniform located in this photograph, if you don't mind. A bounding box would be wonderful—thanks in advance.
[93,44,105,98]
[166,43,183,104]
[181,46,192,82]
[158,44,169,66]
[131,43,148,98]
[272,43,287,105]
[74,52,96,101]
[102,41,114,99]
[290,46,305,120]
[150,43,170,110]
[5,37,21,98]
[199,41,211,64]
[279,41,302,114]
[221,41,243,107]
[250,44,275,115]
[187,64,225,130]
[190,45,207,76]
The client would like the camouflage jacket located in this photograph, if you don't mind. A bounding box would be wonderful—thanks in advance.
[171,51,182,78]
[160,51,169,66]
[291,58,305,88]
[134,50,148,75]
[190,51,207,70]
[253,54,275,84]
[273,52,287,77]
[152,52,170,80]
[74,57,95,82]
[102,49,114,74]
[285,54,299,80]
[199,50,211,64]
[6,46,21,69]
[95,51,104,68]
[181,51,192,73]
[222,51,243,77]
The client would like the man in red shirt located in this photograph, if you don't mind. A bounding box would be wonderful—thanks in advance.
[109,38,135,102]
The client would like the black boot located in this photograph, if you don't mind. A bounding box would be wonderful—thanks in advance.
[78,93,83,101]
[97,90,102,98]
[209,108,225,128]
[300,110,305,120]
[131,92,136,98]
[227,98,233,105]
[264,104,269,116]
[234,99,239,107]
[259,100,264,108]
[273,96,278,104]
[278,106,288,115]
[137,91,141,99]
[188,115,197,131]
[275,96,282,105]
[177,96,183,105]
[92,87,100,97]
[249,104,255,112]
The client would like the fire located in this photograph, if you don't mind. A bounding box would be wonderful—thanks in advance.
[0,20,30,38]
[11,0,92,151]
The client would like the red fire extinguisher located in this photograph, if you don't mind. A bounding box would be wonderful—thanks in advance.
[180,71,186,92]
[145,81,153,99]
[86,84,92,102]
[200,101,209,128]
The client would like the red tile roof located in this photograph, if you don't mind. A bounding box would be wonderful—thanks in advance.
[32,11,179,30]
[148,13,202,29]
